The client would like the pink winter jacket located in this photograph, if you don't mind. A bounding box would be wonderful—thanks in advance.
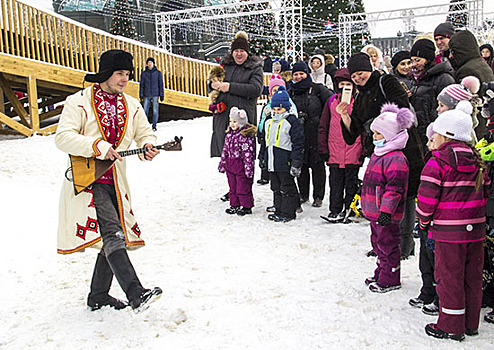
[318,94,362,167]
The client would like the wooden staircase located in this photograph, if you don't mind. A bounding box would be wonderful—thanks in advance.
[0,0,218,136]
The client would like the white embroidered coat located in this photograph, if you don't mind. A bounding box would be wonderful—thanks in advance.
[55,85,157,254]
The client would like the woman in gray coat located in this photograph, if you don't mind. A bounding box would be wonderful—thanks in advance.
[210,31,264,158]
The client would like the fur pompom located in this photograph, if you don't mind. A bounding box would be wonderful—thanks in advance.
[461,76,480,94]
[380,102,399,114]
[455,100,473,115]
[235,31,248,40]
[396,107,415,130]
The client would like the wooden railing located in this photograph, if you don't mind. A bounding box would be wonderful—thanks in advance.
[0,0,218,102]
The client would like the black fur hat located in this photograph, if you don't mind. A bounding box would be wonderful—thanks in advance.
[85,50,135,83]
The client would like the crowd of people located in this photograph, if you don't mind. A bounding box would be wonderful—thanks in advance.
[52,19,494,340]
[208,25,494,341]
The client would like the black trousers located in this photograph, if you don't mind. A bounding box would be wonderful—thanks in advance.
[297,162,326,201]
[328,165,360,213]
[270,171,299,219]
[419,229,438,305]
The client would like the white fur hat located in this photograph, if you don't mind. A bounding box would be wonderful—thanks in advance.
[229,107,247,127]
[433,103,473,142]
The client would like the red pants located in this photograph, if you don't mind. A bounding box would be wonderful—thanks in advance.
[435,240,484,334]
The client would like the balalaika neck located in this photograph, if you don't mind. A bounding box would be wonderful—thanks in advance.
[117,147,147,158]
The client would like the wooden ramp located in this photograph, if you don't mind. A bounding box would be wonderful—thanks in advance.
[0,0,215,136]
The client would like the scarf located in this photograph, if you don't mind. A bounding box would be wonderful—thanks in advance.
[374,130,409,156]
[291,76,313,95]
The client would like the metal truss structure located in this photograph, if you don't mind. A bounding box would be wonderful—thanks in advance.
[155,0,303,62]
[338,0,484,67]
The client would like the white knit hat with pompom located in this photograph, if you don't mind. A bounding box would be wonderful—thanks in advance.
[433,102,473,142]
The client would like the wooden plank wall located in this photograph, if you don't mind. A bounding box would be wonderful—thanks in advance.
[0,0,217,109]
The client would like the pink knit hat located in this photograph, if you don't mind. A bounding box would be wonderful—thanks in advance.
[437,76,480,109]
[370,103,415,141]
[268,74,286,96]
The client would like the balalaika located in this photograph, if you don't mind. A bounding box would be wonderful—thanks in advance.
[65,136,182,195]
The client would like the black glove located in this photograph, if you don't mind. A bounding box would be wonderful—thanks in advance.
[290,166,301,178]
[160,96,164,102]
[259,158,266,170]
[377,212,392,226]
[320,154,329,162]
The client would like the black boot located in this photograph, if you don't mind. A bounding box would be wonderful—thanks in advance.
[106,249,161,313]
[87,251,128,311]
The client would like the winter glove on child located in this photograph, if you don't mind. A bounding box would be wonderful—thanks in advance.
[290,166,301,178]
[425,238,436,252]
[377,212,392,226]
[259,158,266,170]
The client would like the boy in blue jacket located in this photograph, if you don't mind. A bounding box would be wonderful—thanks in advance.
[259,86,304,222]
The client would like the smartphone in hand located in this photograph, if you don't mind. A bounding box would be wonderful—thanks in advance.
[341,85,353,104]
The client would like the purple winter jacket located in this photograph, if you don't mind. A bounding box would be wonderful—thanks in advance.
[416,141,490,243]
[361,150,409,223]
[218,124,257,178]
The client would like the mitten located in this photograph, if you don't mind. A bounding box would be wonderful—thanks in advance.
[290,166,301,178]
[217,102,227,113]
[160,96,164,102]
[377,212,392,226]
[425,238,435,252]
[259,158,266,170]
[208,103,218,113]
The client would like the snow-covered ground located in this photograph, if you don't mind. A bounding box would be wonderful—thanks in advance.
[1,116,493,349]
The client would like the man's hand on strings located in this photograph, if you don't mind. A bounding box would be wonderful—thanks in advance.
[143,143,160,161]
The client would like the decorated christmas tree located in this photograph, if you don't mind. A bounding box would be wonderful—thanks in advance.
[248,8,283,58]
[303,0,368,56]
[110,0,136,39]
[447,0,468,28]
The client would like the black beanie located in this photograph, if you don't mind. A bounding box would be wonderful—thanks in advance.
[434,22,455,38]
[347,52,373,75]
[391,50,411,69]
[146,57,155,64]
[292,61,309,74]
[410,39,436,62]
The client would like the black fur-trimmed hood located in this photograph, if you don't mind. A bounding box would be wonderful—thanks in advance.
[221,54,263,70]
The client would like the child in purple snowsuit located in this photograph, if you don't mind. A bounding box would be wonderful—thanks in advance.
[219,107,257,216]
[417,108,490,341]
[361,103,413,293]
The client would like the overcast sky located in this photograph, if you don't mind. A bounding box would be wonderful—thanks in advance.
[363,0,494,37]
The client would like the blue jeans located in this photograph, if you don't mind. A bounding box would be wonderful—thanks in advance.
[142,96,159,128]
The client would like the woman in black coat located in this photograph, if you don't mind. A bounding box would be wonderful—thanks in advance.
[408,39,455,148]
[209,31,264,158]
[338,52,424,260]
[288,61,333,207]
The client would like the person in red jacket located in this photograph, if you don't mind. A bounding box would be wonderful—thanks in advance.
[417,107,490,341]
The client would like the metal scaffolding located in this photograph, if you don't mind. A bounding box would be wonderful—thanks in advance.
[155,0,303,61]
[338,0,484,67]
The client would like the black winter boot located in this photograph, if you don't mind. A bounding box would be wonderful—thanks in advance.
[106,249,162,314]
[87,251,128,311]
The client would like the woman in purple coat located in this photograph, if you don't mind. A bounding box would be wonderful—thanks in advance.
[361,104,414,293]
[219,107,257,216]
[417,108,490,341]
